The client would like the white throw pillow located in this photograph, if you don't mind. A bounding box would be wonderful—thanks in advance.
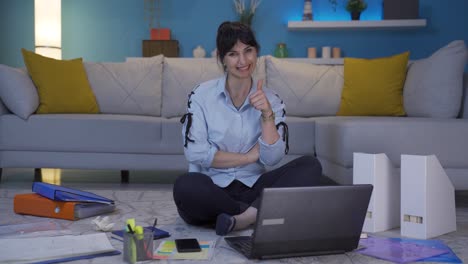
[84,55,163,116]
[403,40,468,118]
[266,56,344,117]
[0,64,39,119]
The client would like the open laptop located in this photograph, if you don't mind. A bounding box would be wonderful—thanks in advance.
[224,184,373,259]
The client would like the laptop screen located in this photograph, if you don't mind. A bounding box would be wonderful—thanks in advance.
[250,185,373,259]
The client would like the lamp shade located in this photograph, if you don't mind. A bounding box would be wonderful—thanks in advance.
[35,0,61,59]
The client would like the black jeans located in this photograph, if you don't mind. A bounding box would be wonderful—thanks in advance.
[173,155,322,226]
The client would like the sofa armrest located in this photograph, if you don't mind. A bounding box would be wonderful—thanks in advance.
[461,72,468,119]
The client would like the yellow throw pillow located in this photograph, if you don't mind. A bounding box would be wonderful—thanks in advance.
[21,49,99,114]
[337,51,409,116]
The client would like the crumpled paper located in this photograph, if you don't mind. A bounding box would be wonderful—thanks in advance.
[91,216,115,232]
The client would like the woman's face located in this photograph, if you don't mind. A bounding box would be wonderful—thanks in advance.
[223,40,258,79]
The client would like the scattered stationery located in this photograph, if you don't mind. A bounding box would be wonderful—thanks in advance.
[0,233,120,264]
[14,193,115,220]
[111,225,170,242]
[358,235,449,263]
[154,240,214,260]
[32,182,114,205]
[92,216,115,232]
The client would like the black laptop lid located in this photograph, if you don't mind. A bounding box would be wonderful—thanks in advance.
[251,185,373,259]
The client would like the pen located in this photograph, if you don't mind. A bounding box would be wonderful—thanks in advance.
[145,217,158,259]
[126,218,136,232]
[151,217,158,234]
[127,224,134,234]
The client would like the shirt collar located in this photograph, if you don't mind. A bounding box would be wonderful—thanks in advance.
[218,74,259,97]
[216,74,228,97]
[218,74,260,111]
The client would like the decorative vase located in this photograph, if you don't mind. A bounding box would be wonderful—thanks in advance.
[321,46,331,59]
[193,45,206,58]
[150,28,171,40]
[274,43,288,58]
[351,11,361,20]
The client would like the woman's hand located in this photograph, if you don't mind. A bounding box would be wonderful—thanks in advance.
[249,79,273,116]
[250,79,280,145]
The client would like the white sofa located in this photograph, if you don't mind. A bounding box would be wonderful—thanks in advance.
[0,41,467,188]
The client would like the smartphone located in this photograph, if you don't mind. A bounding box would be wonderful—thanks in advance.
[175,238,202,253]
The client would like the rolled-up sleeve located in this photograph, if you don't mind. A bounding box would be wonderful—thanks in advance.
[182,95,218,168]
[258,91,287,166]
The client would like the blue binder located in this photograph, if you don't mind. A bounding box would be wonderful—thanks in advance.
[32,182,114,205]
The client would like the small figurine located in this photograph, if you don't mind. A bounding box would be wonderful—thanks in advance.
[302,0,313,21]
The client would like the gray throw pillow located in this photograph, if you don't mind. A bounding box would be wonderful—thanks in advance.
[403,40,468,118]
[0,64,39,119]
[266,56,344,117]
[161,58,224,118]
[84,55,163,116]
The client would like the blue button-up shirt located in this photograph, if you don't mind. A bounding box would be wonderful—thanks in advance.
[182,75,287,188]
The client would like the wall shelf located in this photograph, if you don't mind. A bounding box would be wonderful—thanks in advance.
[283,58,344,64]
[288,19,427,30]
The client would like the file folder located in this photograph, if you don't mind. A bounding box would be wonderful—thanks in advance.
[14,193,115,220]
[32,182,114,205]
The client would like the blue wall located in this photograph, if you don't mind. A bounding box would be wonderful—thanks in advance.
[1,0,467,67]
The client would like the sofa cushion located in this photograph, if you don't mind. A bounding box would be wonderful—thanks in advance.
[84,55,163,116]
[337,52,409,116]
[22,49,99,114]
[284,116,316,155]
[0,114,182,154]
[404,40,468,118]
[266,56,344,117]
[0,65,39,119]
[161,56,266,118]
[315,116,468,169]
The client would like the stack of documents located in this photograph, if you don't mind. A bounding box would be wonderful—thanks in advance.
[0,233,119,263]
[14,182,115,220]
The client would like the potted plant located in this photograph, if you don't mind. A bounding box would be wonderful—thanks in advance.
[346,0,367,20]
[233,0,261,27]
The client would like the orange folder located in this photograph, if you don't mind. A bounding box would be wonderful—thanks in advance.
[14,193,78,220]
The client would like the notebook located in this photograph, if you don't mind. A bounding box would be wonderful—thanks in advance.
[111,226,170,242]
[224,184,373,259]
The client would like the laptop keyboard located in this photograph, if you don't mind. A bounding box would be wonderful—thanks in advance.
[225,236,253,257]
